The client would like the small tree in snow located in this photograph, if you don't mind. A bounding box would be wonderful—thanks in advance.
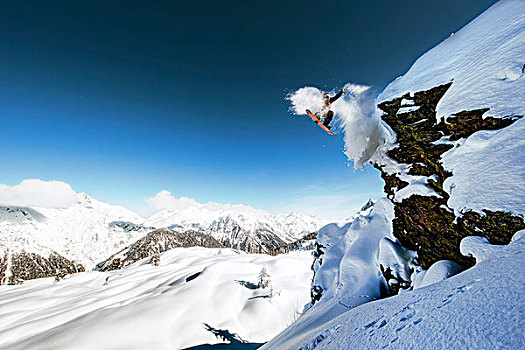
[258,266,271,289]
[150,253,160,266]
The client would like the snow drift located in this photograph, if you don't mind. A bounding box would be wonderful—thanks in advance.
[264,231,525,350]
[267,198,421,349]
[0,248,313,349]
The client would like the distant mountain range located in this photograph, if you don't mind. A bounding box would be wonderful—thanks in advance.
[0,193,326,284]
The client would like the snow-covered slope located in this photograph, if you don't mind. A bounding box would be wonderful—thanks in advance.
[267,198,417,349]
[309,199,394,308]
[0,193,147,271]
[377,0,524,121]
[375,0,525,215]
[0,248,313,350]
[145,206,326,244]
[264,232,525,350]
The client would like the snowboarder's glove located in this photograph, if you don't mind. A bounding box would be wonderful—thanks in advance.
[341,88,345,93]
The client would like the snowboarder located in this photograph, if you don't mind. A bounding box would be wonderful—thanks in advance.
[305,88,345,135]
[316,88,345,130]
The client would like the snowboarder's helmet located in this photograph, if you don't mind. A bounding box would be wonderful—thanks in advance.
[323,93,330,100]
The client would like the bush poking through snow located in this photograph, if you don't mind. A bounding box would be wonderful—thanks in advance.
[150,254,160,266]
[258,266,271,289]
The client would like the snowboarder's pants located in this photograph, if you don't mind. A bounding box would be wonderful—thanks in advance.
[323,111,334,126]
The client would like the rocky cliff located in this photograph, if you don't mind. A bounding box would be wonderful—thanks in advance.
[96,229,224,271]
[8,251,84,284]
[375,83,524,274]
[96,226,311,271]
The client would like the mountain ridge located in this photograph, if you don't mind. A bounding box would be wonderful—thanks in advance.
[0,192,326,284]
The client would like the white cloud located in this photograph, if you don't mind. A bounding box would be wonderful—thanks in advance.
[146,190,264,215]
[146,186,378,221]
[0,179,77,208]
[146,190,201,211]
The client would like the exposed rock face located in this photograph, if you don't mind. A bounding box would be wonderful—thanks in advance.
[96,229,224,271]
[97,226,302,272]
[375,83,524,270]
[109,221,154,233]
[212,227,287,255]
[7,252,84,285]
[0,253,8,285]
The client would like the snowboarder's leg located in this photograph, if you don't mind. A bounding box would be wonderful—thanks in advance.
[314,111,323,124]
[323,111,334,128]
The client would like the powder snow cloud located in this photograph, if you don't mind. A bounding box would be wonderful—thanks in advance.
[288,83,387,169]
[0,179,78,208]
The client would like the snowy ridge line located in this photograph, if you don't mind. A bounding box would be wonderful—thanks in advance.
[145,207,327,244]
[378,0,525,121]
[0,193,147,272]
[369,0,525,215]
[0,190,327,284]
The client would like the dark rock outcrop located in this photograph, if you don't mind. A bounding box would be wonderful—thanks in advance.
[7,252,84,285]
[375,83,524,270]
[0,252,8,285]
[96,228,225,271]
[218,228,287,256]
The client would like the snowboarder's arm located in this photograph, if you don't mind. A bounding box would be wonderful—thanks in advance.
[329,89,345,103]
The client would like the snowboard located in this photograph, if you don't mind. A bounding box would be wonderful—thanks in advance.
[305,109,335,135]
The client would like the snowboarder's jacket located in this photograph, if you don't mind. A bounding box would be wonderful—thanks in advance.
[317,89,345,125]
[327,89,344,105]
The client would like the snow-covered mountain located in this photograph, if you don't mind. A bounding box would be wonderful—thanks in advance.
[0,190,326,284]
[141,206,326,258]
[144,206,325,244]
[93,207,326,271]
[0,193,148,283]
[2,1,523,348]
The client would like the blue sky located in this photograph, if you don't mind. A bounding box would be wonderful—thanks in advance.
[0,0,495,219]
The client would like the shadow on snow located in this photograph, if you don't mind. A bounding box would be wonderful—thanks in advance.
[183,323,265,350]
